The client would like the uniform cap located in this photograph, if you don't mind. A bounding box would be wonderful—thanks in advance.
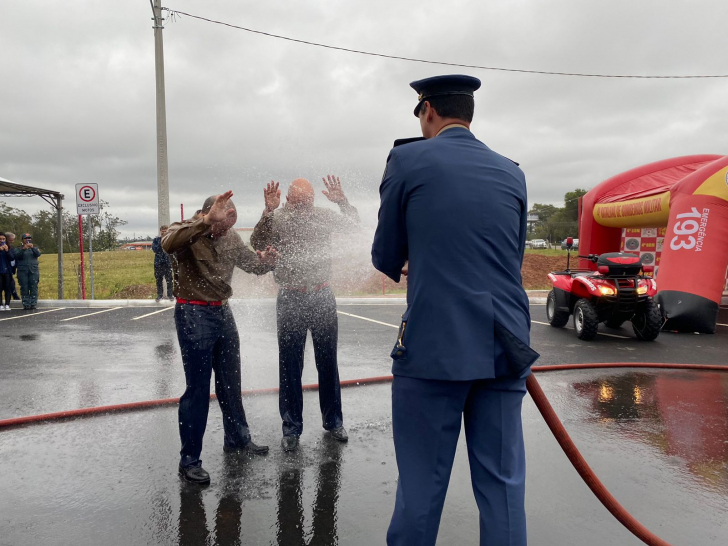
[410,74,481,117]
[22,233,32,239]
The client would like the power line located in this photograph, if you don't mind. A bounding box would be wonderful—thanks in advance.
[163,8,728,79]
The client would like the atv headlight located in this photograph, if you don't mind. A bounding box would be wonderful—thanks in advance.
[598,285,616,296]
[636,285,648,295]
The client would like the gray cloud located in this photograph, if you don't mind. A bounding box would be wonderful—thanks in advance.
[2,0,727,238]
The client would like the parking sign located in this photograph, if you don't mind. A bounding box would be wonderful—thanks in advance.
[76,184,99,215]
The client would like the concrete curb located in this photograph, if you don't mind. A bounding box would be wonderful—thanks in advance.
[33,292,550,308]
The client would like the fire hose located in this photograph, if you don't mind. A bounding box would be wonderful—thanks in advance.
[1,362,726,546]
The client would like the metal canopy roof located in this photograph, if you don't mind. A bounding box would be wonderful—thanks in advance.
[0,176,63,198]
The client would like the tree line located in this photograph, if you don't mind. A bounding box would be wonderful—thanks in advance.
[528,189,587,243]
[0,200,127,253]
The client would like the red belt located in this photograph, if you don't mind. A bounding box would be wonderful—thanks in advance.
[281,281,330,293]
[176,298,224,306]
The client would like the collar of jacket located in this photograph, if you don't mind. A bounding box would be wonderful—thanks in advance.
[436,124,470,137]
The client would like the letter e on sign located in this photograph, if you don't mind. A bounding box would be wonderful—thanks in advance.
[75,183,100,215]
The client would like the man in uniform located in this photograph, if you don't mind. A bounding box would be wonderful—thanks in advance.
[372,75,539,546]
[163,191,278,484]
[5,232,20,301]
[251,176,358,452]
[14,233,41,310]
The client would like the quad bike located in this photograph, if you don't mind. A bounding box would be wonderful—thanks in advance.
[546,238,662,341]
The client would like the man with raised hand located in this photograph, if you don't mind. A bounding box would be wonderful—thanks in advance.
[163,190,278,485]
[251,176,359,452]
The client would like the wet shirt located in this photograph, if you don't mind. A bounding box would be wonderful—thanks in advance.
[250,203,359,289]
[162,218,272,301]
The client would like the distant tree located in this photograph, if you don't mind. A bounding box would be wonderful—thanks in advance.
[530,188,588,243]
[0,202,33,240]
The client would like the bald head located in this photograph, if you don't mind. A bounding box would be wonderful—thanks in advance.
[287,178,315,208]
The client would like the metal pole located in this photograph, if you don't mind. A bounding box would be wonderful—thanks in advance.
[180,203,184,221]
[153,0,170,229]
[78,215,86,300]
[89,215,95,299]
[56,196,64,299]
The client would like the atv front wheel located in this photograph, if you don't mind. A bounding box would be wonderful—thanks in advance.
[546,290,569,328]
[574,298,599,340]
[632,300,663,341]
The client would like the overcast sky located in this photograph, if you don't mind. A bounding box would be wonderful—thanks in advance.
[2,0,727,238]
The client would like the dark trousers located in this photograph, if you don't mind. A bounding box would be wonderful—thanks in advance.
[17,268,39,307]
[175,303,251,468]
[387,374,528,546]
[0,273,11,305]
[9,274,18,300]
[155,264,173,298]
[276,286,343,437]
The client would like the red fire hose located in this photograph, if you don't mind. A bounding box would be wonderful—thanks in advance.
[1,362,725,546]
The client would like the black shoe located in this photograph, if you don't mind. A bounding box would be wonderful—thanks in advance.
[178,464,210,484]
[155,297,161,303]
[30,305,36,310]
[23,306,30,310]
[329,426,349,442]
[281,435,300,452]
[223,440,269,456]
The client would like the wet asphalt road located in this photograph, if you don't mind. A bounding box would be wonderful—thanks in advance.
[1,300,727,545]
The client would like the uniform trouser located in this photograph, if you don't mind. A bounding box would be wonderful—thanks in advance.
[387,373,529,546]
[276,286,343,437]
[175,303,251,468]
[154,265,172,298]
[9,274,18,299]
[16,268,39,307]
[0,273,12,305]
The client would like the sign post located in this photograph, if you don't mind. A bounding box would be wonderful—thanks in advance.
[76,184,100,300]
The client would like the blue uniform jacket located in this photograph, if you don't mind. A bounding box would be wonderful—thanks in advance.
[152,236,171,269]
[0,246,15,275]
[13,246,40,270]
[372,127,538,381]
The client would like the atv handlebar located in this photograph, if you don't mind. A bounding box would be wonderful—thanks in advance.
[577,254,599,263]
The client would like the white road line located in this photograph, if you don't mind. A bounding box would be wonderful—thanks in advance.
[531,320,630,339]
[337,311,399,329]
[717,323,728,328]
[131,306,175,320]
[0,308,65,322]
[60,307,123,322]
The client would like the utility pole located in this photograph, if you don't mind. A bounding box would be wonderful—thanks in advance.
[151,0,170,228]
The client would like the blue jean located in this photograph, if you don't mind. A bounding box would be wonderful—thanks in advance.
[276,287,343,437]
[175,303,251,468]
[387,373,529,546]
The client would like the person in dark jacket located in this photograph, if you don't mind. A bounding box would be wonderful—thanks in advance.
[0,232,15,310]
[5,232,19,301]
[14,233,41,310]
[152,225,173,302]
[372,75,539,546]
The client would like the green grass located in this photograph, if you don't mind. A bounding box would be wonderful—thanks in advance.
[525,248,570,256]
[38,251,155,300]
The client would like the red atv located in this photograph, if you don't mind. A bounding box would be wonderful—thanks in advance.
[546,238,662,341]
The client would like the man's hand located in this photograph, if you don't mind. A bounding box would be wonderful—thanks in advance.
[257,245,278,266]
[322,175,347,205]
[203,191,234,225]
[401,262,409,277]
[264,181,281,213]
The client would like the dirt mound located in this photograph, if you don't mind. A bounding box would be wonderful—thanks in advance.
[521,254,567,289]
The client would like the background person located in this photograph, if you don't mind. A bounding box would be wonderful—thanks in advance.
[0,233,15,310]
[372,75,538,546]
[251,176,358,452]
[152,225,173,302]
[5,232,19,301]
[14,233,41,310]
[162,191,278,485]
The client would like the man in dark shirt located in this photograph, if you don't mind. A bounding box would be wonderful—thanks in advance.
[251,176,358,452]
[152,225,173,302]
[163,191,277,484]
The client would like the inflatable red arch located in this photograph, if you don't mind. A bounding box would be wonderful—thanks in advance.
[579,155,728,333]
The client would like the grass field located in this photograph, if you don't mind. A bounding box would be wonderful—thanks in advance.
[38,251,155,300]
[33,249,563,299]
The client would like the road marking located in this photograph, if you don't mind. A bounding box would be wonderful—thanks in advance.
[531,320,630,339]
[60,307,123,322]
[0,308,65,322]
[337,311,399,329]
[132,306,175,320]
[717,323,728,328]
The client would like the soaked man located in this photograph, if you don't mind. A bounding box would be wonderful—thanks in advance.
[163,191,278,484]
[372,75,539,545]
[251,176,358,452]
